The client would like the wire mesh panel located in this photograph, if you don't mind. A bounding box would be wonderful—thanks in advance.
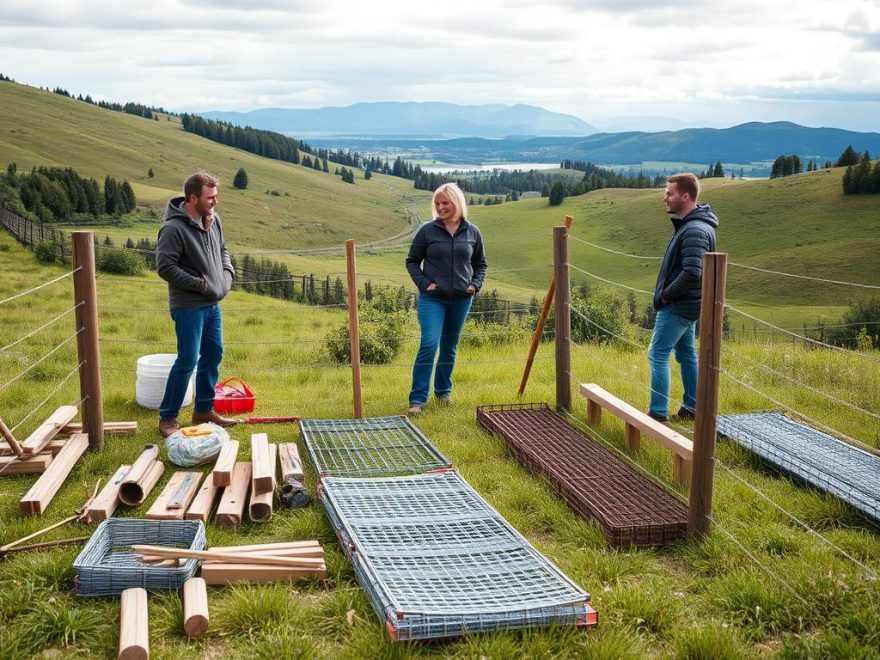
[477,403,688,547]
[718,412,880,522]
[301,416,452,478]
[321,471,596,640]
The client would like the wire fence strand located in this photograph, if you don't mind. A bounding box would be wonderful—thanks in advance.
[0,329,83,394]
[0,268,80,307]
[8,361,85,435]
[569,233,661,260]
[729,262,880,290]
[0,302,83,353]
[568,263,654,295]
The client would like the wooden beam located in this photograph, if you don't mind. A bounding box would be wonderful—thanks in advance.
[553,226,571,411]
[182,577,209,637]
[131,545,326,568]
[118,587,148,660]
[215,462,250,527]
[184,472,221,523]
[250,434,273,495]
[346,239,364,418]
[60,421,137,436]
[0,452,53,474]
[119,445,160,506]
[211,439,239,487]
[85,464,131,523]
[209,540,321,554]
[2,439,65,456]
[278,443,304,482]
[199,562,326,585]
[0,417,23,456]
[19,433,88,516]
[20,405,78,455]
[146,472,202,520]
[248,443,276,523]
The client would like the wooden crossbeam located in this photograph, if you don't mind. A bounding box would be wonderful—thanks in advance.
[20,405,78,455]
[19,433,88,516]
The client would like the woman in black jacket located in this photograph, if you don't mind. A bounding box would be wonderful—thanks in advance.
[405,183,487,414]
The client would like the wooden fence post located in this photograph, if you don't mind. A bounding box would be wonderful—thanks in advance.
[687,252,727,537]
[72,231,104,450]
[553,226,572,411]
[345,240,363,419]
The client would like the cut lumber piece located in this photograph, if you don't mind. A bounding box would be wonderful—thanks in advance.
[136,461,165,505]
[250,433,273,495]
[20,405,78,455]
[119,445,160,506]
[278,442,304,482]
[19,433,88,516]
[182,577,209,637]
[249,443,277,523]
[209,540,322,554]
[0,417,23,456]
[131,544,326,568]
[2,439,65,456]
[118,587,149,660]
[60,421,138,436]
[185,473,221,523]
[211,439,239,487]
[146,472,202,520]
[85,464,131,523]
[215,462,250,527]
[0,452,53,474]
[200,562,326,585]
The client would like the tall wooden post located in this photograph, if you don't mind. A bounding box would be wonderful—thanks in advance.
[345,240,363,419]
[553,226,571,411]
[688,252,727,537]
[72,231,104,450]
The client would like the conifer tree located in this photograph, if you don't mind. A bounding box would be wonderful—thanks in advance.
[233,168,248,190]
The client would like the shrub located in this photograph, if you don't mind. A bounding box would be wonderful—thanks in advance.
[549,283,637,345]
[459,319,529,348]
[95,246,144,276]
[326,307,408,365]
[33,240,56,263]
[826,297,880,350]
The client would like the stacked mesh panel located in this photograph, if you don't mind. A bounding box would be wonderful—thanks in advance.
[718,412,880,522]
[301,417,596,640]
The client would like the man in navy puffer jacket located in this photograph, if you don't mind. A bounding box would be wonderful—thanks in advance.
[648,173,718,422]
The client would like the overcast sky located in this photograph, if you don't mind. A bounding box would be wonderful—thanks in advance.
[1,0,878,132]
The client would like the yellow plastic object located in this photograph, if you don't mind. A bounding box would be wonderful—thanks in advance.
[180,425,213,438]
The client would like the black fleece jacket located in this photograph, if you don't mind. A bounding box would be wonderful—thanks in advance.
[406,219,488,300]
[652,203,718,321]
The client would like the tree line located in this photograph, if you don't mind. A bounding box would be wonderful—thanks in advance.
[842,150,880,195]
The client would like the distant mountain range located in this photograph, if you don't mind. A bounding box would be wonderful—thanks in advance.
[200,101,597,138]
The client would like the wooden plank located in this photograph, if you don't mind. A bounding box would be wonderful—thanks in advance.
[211,440,239,487]
[624,423,641,453]
[183,577,209,637]
[674,455,692,488]
[209,540,321,554]
[20,405,78,455]
[587,399,602,425]
[0,453,53,474]
[118,587,149,660]
[278,443,304,482]
[249,443,276,523]
[85,464,131,523]
[184,472,221,523]
[131,545,326,568]
[145,472,202,520]
[250,434,273,495]
[2,439,65,456]
[60,421,137,436]
[119,445,160,506]
[19,433,88,516]
[215,462,250,527]
[200,563,327,585]
[136,461,165,506]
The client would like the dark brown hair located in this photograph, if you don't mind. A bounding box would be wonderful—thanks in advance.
[184,170,219,201]
[667,173,700,201]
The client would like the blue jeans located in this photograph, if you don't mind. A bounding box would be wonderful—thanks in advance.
[159,304,224,419]
[648,309,697,418]
[409,294,473,406]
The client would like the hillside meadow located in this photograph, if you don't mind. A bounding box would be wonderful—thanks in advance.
[0,225,879,657]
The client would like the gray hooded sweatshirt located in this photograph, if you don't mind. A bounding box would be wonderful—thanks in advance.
[156,196,235,309]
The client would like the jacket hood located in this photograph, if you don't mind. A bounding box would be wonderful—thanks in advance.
[673,203,719,230]
[164,196,207,230]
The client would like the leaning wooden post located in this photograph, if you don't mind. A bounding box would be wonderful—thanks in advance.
[345,239,363,419]
[72,231,104,450]
[553,226,572,411]
[687,252,727,537]
[518,214,572,396]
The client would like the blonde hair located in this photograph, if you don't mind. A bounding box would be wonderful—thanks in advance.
[432,182,467,222]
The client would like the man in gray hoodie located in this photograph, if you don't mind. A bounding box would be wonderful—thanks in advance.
[155,171,239,437]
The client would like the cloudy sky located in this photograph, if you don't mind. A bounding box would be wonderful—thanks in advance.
[1,0,878,132]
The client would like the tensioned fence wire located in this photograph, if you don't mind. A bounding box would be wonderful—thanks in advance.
[0,329,83,394]
[0,303,83,354]
[0,268,80,307]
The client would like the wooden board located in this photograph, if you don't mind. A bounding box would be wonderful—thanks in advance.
[0,452,52,474]
[200,562,326,585]
[137,460,165,506]
[249,443,277,523]
[19,433,88,516]
[145,471,202,520]
[118,587,149,660]
[250,433,273,495]
[278,443,304,482]
[215,462,251,527]
[85,464,131,523]
[209,540,321,554]
[1,439,64,457]
[211,440,239,487]
[20,405,78,455]
[60,421,138,436]
[184,472,221,523]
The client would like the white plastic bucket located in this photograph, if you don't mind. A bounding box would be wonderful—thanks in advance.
[136,353,194,410]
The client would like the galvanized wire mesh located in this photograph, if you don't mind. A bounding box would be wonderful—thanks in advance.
[717,412,880,522]
[477,403,688,547]
[301,416,451,478]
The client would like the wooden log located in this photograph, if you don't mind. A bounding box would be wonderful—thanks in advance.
[85,464,131,523]
[215,462,250,527]
[119,445,160,506]
[72,231,104,450]
[135,461,165,506]
[249,443,276,523]
[209,540,322,554]
[346,239,363,418]
[20,405,78,455]
[250,434,273,495]
[60,421,137,436]
[0,452,53,475]
[118,587,148,660]
[131,545,326,568]
[182,577,209,637]
[146,472,202,520]
[211,439,239,487]
[278,443,304,482]
[184,473,221,523]
[0,417,23,456]
[19,433,88,516]
[200,563,326,585]
[2,439,65,456]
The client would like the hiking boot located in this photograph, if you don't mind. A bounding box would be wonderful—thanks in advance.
[407,404,423,416]
[159,417,180,437]
[192,410,239,428]
[675,406,696,420]
[435,394,452,406]
[647,411,669,423]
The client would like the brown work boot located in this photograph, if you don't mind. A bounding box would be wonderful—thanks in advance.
[159,417,180,437]
[192,409,240,428]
